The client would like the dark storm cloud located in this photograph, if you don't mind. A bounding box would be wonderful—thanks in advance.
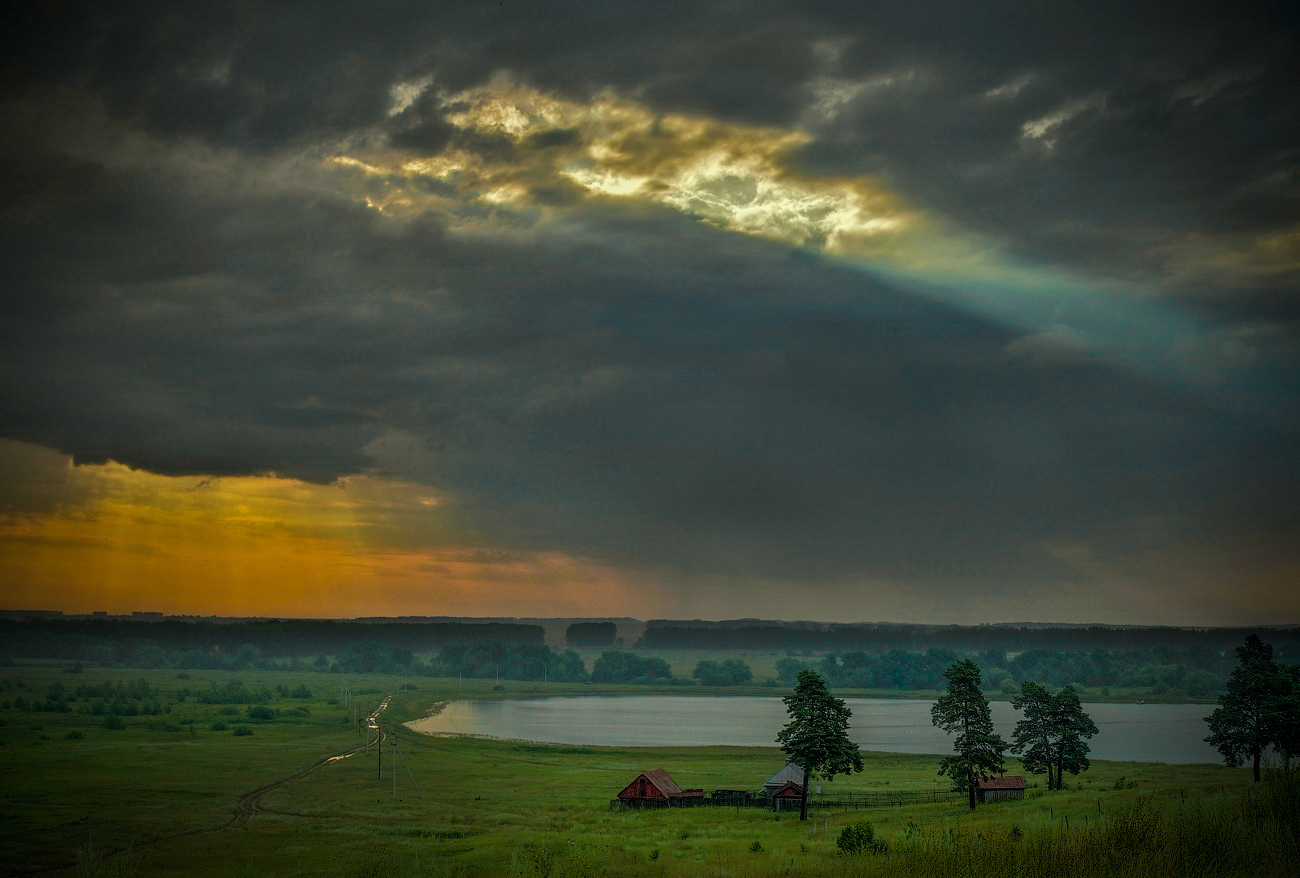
[1,134,1294,587]
[8,1,1295,309]
[1,1,1297,600]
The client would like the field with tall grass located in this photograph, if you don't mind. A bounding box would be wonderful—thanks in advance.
[0,665,1291,876]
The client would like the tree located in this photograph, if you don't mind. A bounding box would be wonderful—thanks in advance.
[590,651,672,684]
[776,670,863,821]
[931,660,1007,809]
[1011,682,1099,791]
[565,622,617,648]
[1206,634,1292,781]
[1010,681,1057,790]
[1051,685,1098,788]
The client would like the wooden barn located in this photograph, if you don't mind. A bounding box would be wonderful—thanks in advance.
[976,775,1027,803]
[616,768,705,806]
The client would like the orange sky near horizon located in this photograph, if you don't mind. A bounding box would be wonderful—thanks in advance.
[0,440,662,619]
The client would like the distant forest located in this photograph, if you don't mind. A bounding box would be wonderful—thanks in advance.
[0,618,543,669]
[2,617,1296,696]
[637,623,1300,656]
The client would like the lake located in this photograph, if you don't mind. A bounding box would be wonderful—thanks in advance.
[408,695,1222,764]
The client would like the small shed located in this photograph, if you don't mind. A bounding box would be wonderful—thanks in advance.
[616,768,704,804]
[763,763,805,794]
[976,775,1027,803]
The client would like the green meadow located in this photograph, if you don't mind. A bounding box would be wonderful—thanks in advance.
[0,665,1293,877]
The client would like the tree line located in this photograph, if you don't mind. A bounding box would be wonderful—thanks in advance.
[640,622,1300,655]
[0,618,545,666]
[779,644,1243,695]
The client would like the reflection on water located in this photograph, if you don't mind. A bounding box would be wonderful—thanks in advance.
[409,696,1221,764]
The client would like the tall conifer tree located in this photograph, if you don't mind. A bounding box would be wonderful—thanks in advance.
[932,660,1007,809]
[776,670,863,821]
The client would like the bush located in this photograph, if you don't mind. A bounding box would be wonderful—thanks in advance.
[693,658,754,686]
[590,651,673,684]
[838,820,887,855]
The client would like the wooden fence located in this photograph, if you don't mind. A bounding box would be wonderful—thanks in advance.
[611,788,954,812]
[778,789,956,811]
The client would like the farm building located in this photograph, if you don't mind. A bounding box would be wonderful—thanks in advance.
[616,768,705,806]
[976,775,1027,803]
[763,763,805,794]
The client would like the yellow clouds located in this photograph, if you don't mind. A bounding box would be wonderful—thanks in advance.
[328,81,914,255]
[0,441,658,618]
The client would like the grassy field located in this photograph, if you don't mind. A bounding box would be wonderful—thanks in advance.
[0,665,1287,877]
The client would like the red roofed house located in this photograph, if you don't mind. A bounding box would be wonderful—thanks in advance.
[616,768,705,807]
[976,775,1027,803]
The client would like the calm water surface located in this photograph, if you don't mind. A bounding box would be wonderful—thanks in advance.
[409,696,1220,764]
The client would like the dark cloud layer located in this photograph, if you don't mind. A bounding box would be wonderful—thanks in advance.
[1,1,1297,615]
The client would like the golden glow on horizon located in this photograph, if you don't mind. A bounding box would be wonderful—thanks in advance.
[0,441,658,618]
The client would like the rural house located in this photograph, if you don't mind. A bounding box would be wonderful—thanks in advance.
[763,763,805,795]
[615,768,704,807]
[976,775,1027,803]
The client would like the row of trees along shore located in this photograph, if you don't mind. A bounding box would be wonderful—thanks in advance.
[776,635,1300,819]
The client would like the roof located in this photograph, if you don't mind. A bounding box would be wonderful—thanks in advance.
[976,775,1027,790]
[764,763,805,790]
[641,768,684,798]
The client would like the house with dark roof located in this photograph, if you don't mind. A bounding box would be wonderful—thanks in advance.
[763,763,805,794]
[615,768,704,807]
[976,775,1027,803]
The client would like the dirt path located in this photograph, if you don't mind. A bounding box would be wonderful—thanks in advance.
[228,694,393,828]
[13,695,396,876]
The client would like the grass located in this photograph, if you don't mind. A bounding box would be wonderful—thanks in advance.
[0,666,1283,877]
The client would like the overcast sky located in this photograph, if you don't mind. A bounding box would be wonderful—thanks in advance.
[1,1,1296,624]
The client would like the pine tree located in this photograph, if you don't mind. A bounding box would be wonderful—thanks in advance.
[932,660,1007,809]
[1010,681,1056,789]
[1052,685,1098,788]
[776,670,863,821]
[1206,634,1292,781]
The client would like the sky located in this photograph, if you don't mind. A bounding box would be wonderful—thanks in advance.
[0,1,1297,625]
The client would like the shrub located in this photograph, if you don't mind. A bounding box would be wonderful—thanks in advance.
[838,820,887,855]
